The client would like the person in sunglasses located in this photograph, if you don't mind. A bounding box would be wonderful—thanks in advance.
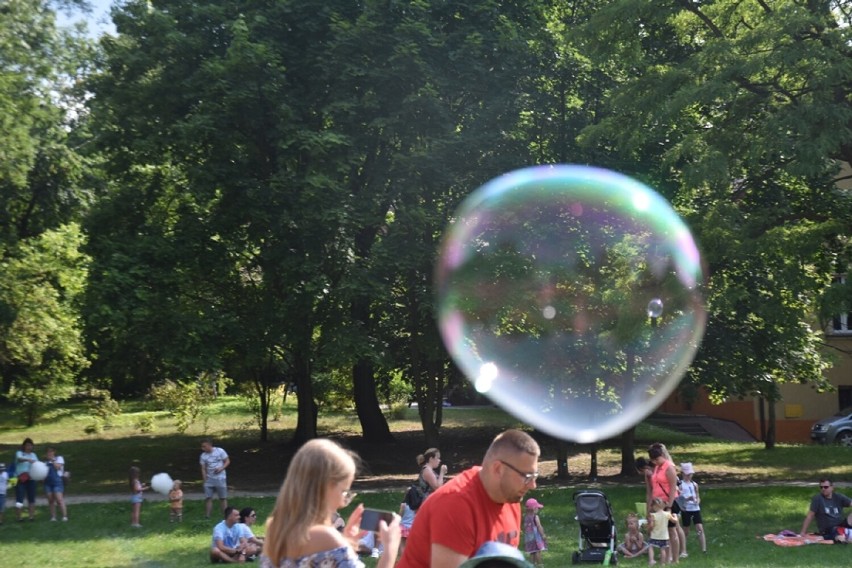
[397,429,540,568]
[799,478,852,540]
[237,507,264,560]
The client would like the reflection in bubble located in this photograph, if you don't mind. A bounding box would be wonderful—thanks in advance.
[647,298,664,318]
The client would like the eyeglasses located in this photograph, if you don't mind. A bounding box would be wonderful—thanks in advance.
[820,485,832,489]
[249,513,257,518]
[499,460,539,485]
[342,490,358,506]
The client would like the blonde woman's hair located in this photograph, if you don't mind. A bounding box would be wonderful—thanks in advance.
[264,439,358,564]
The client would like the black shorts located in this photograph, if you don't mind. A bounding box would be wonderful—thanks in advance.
[681,510,703,527]
[666,503,680,527]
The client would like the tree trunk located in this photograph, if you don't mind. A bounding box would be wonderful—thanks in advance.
[765,396,777,449]
[292,343,317,445]
[556,440,570,478]
[620,426,636,475]
[256,378,269,443]
[588,445,598,480]
[417,378,442,448]
[353,359,394,442]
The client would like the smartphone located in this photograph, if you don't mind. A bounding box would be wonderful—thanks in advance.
[359,508,394,532]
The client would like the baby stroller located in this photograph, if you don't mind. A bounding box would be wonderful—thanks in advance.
[572,489,618,564]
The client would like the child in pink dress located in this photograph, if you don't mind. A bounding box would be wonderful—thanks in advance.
[523,498,547,566]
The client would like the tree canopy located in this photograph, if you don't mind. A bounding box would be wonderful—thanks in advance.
[1,0,850,450]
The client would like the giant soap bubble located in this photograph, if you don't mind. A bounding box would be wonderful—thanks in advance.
[435,165,706,443]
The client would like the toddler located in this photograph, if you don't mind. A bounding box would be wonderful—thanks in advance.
[398,500,416,554]
[617,512,649,558]
[168,479,184,522]
[523,498,547,566]
[647,497,677,565]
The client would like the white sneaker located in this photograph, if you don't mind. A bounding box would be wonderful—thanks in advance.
[371,548,380,558]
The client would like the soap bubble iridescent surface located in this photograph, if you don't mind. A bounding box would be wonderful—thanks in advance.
[435,165,706,443]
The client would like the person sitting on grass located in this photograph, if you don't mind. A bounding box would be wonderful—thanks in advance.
[211,506,249,563]
[237,507,264,559]
[617,512,649,559]
[799,478,852,541]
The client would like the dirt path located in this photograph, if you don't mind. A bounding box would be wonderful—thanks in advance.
[54,479,845,505]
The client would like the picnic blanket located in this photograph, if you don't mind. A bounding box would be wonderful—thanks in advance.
[762,531,833,547]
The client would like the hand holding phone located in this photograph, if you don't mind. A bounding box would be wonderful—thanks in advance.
[359,508,394,532]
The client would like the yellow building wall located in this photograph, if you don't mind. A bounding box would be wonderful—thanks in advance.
[659,336,852,443]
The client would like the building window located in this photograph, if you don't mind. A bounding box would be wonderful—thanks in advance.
[828,275,852,336]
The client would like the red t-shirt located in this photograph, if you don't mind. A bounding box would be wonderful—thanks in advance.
[397,466,521,568]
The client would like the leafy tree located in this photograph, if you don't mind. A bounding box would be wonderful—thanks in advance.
[0,224,90,424]
[324,0,551,446]
[0,0,96,417]
[578,0,852,448]
[0,0,94,245]
[85,0,552,445]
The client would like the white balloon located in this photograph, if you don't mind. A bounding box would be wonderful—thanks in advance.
[151,472,174,496]
[29,461,49,481]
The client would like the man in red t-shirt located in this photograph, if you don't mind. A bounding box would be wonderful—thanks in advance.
[397,429,541,568]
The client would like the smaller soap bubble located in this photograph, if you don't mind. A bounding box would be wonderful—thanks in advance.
[647,298,664,319]
[435,165,706,443]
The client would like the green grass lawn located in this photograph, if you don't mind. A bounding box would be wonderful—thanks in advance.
[1,397,851,566]
[0,486,847,567]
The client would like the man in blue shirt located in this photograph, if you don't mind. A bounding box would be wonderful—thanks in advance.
[210,506,248,563]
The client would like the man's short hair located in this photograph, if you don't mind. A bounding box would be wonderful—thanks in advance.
[484,429,540,462]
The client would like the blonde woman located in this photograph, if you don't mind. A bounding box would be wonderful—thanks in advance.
[261,439,401,568]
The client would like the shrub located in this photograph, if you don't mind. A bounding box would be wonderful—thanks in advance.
[147,376,219,433]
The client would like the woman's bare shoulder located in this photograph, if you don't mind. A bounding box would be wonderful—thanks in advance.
[300,524,348,554]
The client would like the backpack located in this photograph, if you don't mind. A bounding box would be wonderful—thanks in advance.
[404,483,426,510]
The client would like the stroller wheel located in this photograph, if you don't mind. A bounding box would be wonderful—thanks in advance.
[571,551,581,564]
